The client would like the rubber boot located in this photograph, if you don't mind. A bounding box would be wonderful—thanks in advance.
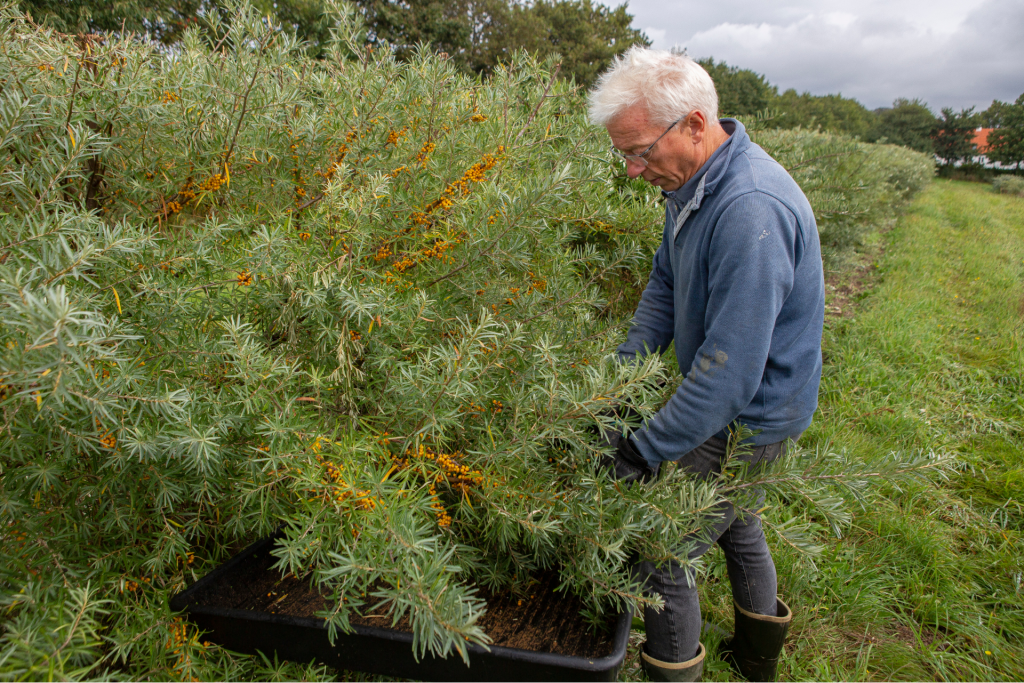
[722,598,792,681]
[641,642,705,682]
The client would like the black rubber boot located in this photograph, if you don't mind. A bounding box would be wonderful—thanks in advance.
[641,642,705,682]
[722,598,792,681]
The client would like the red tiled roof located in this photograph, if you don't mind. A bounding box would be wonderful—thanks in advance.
[973,128,992,153]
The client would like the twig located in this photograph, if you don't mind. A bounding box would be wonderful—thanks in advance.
[420,222,516,289]
[513,63,560,145]
[53,591,90,656]
[399,360,458,439]
[223,31,271,172]
[34,537,70,588]
[63,61,82,134]
[0,226,66,253]
[421,182,554,290]
[423,72,452,146]
[294,192,325,213]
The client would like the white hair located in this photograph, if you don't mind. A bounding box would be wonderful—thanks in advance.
[588,47,719,127]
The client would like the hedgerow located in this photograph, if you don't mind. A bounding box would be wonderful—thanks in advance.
[751,127,934,263]
[0,3,941,679]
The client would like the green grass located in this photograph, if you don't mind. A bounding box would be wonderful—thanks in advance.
[625,180,1024,681]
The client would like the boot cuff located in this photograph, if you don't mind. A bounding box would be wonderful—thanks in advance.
[641,642,706,669]
[734,598,792,624]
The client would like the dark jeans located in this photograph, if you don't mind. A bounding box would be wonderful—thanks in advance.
[635,436,787,663]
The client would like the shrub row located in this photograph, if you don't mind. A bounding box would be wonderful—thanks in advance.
[752,127,934,264]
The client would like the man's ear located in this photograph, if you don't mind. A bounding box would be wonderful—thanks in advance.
[686,111,707,144]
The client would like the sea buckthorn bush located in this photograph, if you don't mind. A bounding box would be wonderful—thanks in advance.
[0,3,676,674]
[0,4,941,678]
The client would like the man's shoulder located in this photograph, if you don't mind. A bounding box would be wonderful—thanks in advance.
[719,144,813,219]
[730,143,797,190]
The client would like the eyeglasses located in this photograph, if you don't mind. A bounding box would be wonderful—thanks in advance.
[610,117,684,168]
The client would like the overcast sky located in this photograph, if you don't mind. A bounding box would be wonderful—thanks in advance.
[626,0,1024,112]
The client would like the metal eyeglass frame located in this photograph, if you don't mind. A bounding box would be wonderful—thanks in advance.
[610,117,684,168]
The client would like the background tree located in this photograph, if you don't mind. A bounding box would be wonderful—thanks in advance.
[866,98,937,154]
[17,0,645,79]
[932,106,977,167]
[18,0,196,40]
[259,0,339,56]
[986,93,1024,171]
[771,90,875,138]
[483,0,649,86]
[353,0,648,84]
[17,0,336,49]
[692,58,873,138]
[979,99,1011,128]
[352,0,492,71]
[696,58,776,117]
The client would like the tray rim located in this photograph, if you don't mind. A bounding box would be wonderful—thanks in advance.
[170,534,632,672]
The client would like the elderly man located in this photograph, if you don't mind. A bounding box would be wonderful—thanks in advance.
[588,48,824,682]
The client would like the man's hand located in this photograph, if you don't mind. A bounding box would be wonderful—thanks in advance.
[601,430,658,484]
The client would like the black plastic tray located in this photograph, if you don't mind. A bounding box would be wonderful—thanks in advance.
[170,536,631,681]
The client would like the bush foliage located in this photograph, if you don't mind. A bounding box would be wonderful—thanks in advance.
[991,174,1024,197]
[0,4,937,679]
[0,1,667,670]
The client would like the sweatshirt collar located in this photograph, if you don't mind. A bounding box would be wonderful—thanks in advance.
[662,118,744,206]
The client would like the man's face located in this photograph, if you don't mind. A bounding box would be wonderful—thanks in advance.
[605,106,709,192]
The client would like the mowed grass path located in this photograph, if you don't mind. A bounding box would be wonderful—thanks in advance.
[689,179,1024,682]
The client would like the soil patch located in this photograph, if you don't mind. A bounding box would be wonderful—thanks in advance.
[825,260,881,319]
[824,228,891,319]
[187,541,614,660]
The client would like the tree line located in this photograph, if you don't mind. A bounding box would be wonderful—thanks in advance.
[18,0,1024,170]
[698,58,1024,171]
[17,0,649,88]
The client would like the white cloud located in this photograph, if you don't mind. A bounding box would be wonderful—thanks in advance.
[689,22,777,52]
[643,27,667,46]
[822,12,857,31]
[626,0,1023,110]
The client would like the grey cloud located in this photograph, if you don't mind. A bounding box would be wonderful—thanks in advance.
[627,0,1024,111]
[938,0,1024,107]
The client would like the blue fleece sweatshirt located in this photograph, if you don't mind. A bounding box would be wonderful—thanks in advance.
[618,119,825,464]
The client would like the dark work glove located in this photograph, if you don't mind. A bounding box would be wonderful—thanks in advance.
[601,431,658,484]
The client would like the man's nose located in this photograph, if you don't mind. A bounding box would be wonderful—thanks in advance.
[626,159,645,178]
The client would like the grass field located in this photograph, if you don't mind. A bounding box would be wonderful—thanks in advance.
[623,179,1024,681]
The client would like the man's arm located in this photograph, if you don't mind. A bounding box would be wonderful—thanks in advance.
[617,235,676,361]
[630,193,800,464]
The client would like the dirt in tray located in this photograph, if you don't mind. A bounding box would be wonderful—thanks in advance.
[188,542,615,659]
